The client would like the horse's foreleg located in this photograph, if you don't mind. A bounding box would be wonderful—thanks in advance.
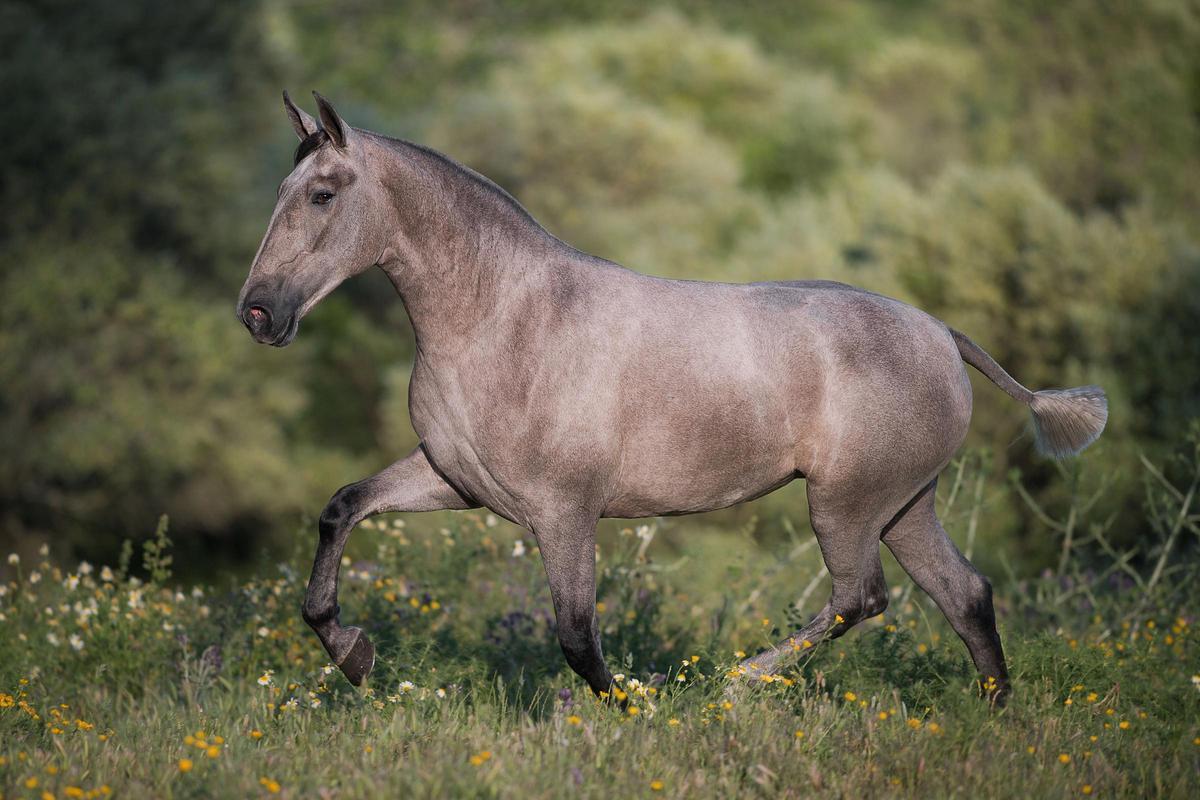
[532,515,614,698]
[301,445,475,685]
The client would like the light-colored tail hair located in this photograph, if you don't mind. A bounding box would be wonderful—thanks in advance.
[950,329,1108,458]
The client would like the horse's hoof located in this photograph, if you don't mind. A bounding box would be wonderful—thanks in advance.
[338,628,375,686]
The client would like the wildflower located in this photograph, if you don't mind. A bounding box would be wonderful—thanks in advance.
[734,650,745,658]
[206,745,220,759]
[1118,720,1130,730]
[1086,692,1098,703]
[66,787,85,798]
[926,722,941,734]
[322,664,336,677]
[257,626,271,638]
[250,729,263,740]
[835,614,845,623]
[25,777,39,789]
[259,777,281,793]
[907,718,921,730]
[1064,698,1073,706]
[65,574,80,591]
[6,553,17,564]
[399,681,415,693]
[1058,754,1071,764]
[878,711,889,721]
[46,633,60,647]
[29,571,42,584]
[78,561,92,575]
[794,730,805,739]
[0,693,14,708]
[178,758,193,773]
[566,715,582,726]
[844,691,857,702]
[468,750,492,766]
[1082,786,1093,795]
[1027,746,1036,754]
[100,566,114,582]
[282,698,298,711]
[257,670,274,687]
[650,780,665,791]
[69,634,84,651]
[511,539,526,558]
[676,672,687,682]
[436,688,447,699]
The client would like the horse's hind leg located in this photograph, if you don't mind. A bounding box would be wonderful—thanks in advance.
[882,480,1009,703]
[741,482,890,675]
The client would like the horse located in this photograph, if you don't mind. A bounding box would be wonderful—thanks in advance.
[236,92,1107,704]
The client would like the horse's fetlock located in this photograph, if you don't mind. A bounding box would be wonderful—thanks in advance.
[302,600,338,629]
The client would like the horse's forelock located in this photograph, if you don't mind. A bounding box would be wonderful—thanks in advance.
[294,130,328,166]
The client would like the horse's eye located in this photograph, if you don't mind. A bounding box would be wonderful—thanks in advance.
[312,191,335,205]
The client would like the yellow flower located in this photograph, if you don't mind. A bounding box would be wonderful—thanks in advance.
[1118,720,1130,730]
[0,692,14,707]
[1058,753,1071,764]
[184,735,195,746]
[878,711,888,721]
[250,729,263,740]
[566,715,582,726]
[1027,746,1036,754]
[734,650,746,658]
[835,614,845,623]
[206,745,220,758]
[668,718,681,727]
[794,730,805,739]
[721,701,733,711]
[25,777,39,789]
[65,787,85,798]
[259,777,281,794]
[926,722,941,734]
[844,691,857,702]
[1086,692,1098,703]
[178,758,193,773]
[650,780,665,791]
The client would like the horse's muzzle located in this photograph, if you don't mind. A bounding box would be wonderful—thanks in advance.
[238,297,299,347]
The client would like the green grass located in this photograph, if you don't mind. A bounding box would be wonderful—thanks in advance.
[2,460,1199,799]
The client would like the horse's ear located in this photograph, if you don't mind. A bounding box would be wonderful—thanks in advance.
[282,90,318,141]
[313,91,349,149]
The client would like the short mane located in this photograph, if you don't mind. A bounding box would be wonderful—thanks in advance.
[295,130,328,166]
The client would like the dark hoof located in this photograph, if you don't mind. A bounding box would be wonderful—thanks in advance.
[338,628,375,686]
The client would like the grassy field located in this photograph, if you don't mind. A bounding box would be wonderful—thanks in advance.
[2,451,1198,799]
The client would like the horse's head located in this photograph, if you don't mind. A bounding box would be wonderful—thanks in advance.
[237,92,389,346]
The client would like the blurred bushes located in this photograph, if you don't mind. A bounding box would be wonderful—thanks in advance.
[1,0,1198,569]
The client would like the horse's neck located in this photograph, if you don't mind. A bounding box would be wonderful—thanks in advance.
[370,134,576,353]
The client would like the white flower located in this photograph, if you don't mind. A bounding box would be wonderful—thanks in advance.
[399,681,415,693]
[46,633,61,646]
[65,575,80,591]
[126,589,143,609]
[78,561,93,575]
[100,566,114,582]
[38,543,49,557]
[613,673,625,683]
[191,586,204,598]
[257,626,271,638]
[29,571,41,584]
[511,539,527,558]
[6,553,18,565]
[485,514,498,528]
[435,688,446,699]
[0,586,7,597]
[282,697,299,711]
[69,634,85,651]
[308,691,322,709]
[322,664,336,677]
[635,525,654,542]
[257,670,274,687]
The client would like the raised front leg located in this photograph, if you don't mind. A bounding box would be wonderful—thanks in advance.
[302,445,475,685]
[533,516,614,697]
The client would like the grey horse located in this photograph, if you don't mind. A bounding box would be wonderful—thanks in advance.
[236,92,1107,704]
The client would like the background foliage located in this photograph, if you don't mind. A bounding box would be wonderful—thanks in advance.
[2,0,1198,576]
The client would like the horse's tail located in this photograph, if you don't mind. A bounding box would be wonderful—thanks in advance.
[950,328,1107,458]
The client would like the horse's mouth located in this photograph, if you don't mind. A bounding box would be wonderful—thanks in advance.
[267,314,300,347]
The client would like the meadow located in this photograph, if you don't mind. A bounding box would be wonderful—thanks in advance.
[3,440,1198,799]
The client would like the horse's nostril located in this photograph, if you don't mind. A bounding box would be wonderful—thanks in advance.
[243,304,272,333]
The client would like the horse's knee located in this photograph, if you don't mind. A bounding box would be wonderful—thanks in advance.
[319,483,365,537]
[555,607,599,664]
